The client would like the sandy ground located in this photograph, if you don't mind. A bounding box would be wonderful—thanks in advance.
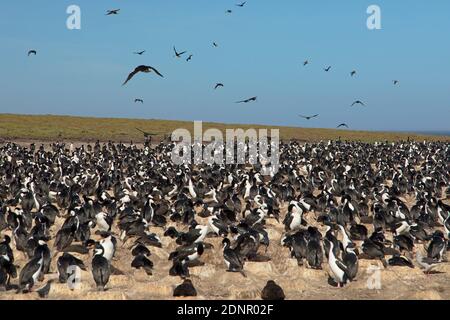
[1,197,449,301]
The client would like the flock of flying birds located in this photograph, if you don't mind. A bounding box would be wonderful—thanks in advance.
[25,2,402,130]
[299,61,400,128]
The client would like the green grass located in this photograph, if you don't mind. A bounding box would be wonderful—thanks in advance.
[0,113,448,143]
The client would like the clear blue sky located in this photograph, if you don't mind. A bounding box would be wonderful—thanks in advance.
[1,0,449,131]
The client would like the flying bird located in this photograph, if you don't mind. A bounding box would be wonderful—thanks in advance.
[106,9,120,15]
[186,55,193,62]
[122,65,164,86]
[173,46,187,58]
[213,42,218,47]
[337,123,349,128]
[134,50,146,55]
[351,100,365,107]
[214,83,224,90]
[236,2,247,7]
[393,80,399,85]
[299,114,319,120]
[28,50,37,56]
[135,99,144,104]
[236,96,257,103]
[226,10,233,14]
[136,128,158,138]
[350,70,357,77]
[324,66,331,72]
[303,60,309,66]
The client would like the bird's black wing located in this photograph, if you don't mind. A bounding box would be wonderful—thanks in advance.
[335,259,352,279]
[19,258,42,284]
[122,68,140,86]
[150,66,164,78]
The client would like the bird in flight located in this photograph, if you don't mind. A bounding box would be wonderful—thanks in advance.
[226,10,233,14]
[337,123,349,128]
[299,114,319,120]
[122,65,164,86]
[186,55,193,62]
[351,100,365,107]
[236,96,257,103]
[135,99,144,104]
[173,46,187,58]
[393,80,399,85]
[214,83,224,90]
[350,70,357,77]
[213,42,219,48]
[136,128,158,138]
[236,2,246,7]
[303,60,309,66]
[28,50,37,56]
[134,50,146,55]
[106,9,120,15]
[324,66,331,72]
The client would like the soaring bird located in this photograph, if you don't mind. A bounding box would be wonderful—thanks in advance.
[173,46,187,58]
[214,83,224,90]
[28,50,37,56]
[351,100,365,107]
[122,65,163,86]
[106,9,120,15]
[213,42,219,47]
[226,10,233,14]
[393,80,399,85]
[186,55,193,62]
[134,99,144,104]
[136,128,158,138]
[236,96,257,103]
[337,123,349,128]
[299,114,319,120]
[134,50,145,55]
[236,2,247,7]
[350,70,357,77]
[324,66,331,72]
[303,60,309,66]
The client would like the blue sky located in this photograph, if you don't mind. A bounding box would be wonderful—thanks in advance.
[0,0,449,131]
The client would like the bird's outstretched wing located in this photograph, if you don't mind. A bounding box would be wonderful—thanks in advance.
[123,68,139,86]
[351,101,364,107]
[136,128,157,136]
[150,66,164,78]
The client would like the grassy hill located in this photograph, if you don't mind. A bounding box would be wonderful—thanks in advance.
[0,113,448,143]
